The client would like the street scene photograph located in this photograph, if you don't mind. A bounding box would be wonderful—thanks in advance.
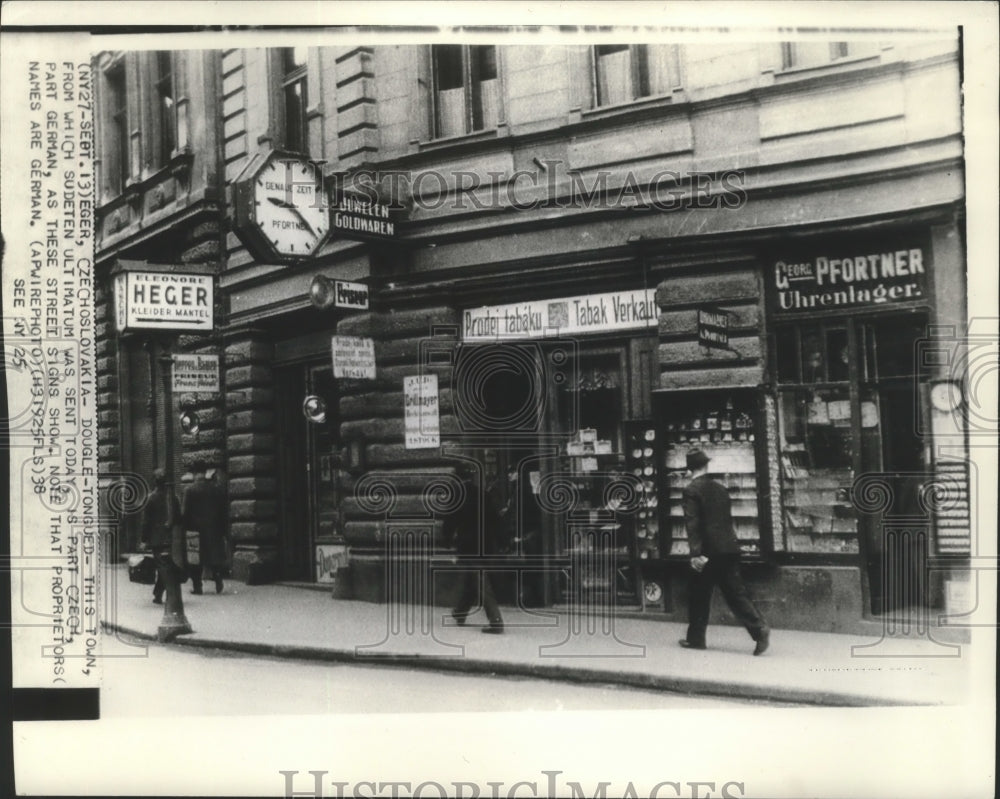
[3,3,997,798]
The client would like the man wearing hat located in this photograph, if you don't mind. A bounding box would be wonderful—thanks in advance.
[182,459,229,594]
[679,448,770,655]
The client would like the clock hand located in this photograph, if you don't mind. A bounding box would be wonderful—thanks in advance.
[267,196,318,237]
[288,205,316,236]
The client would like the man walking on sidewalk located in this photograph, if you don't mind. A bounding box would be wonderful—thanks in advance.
[679,448,770,655]
[449,462,504,634]
[182,459,229,595]
[141,469,183,605]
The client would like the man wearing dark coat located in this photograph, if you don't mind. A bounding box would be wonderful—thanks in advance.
[679,448,770,655]
[448,463,504,634]
[182,460,229,594]
[140,469,183,605]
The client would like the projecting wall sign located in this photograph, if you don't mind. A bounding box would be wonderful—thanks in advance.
[334,280,369,310]
[698,307,730,349]
[332,193,396,241]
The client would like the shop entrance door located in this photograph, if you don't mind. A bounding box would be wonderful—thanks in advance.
[305,365,343,568]
[857,315,929,615]
[275,363,342,580]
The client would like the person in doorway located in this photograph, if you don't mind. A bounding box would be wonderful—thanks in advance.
[448,463,505,634]
[182,459,229,595]
[140,469,183,605]
[679,448,770,655]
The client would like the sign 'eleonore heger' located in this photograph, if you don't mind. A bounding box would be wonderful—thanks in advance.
[114,271,214,332]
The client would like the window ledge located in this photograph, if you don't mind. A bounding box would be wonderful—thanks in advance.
[768,53,882,82]
[581,91,683,123]
[414,124,505,153]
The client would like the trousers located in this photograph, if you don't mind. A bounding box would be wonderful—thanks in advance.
[686,554,767,645]
[189,565,225,593]
[152,549,183,601]
[453,567,503,627]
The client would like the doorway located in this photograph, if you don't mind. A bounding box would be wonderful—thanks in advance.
[275,362,342,580]
[858,315,929,615]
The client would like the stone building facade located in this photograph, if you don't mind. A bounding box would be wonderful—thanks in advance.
[96,34,971,632]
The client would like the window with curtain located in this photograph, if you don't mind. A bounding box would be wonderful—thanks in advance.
[780,41,880,71]
[105,62,129,194]
[281,47,309,153]
[594,44,679,107]
[432,44,500,138]
[153,51,176,166]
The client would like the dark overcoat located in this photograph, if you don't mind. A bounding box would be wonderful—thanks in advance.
[682,474,741,557]
[140,487,181,551]
[182,478,229,567]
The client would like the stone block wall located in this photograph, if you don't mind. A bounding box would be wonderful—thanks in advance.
[223,330,280,583]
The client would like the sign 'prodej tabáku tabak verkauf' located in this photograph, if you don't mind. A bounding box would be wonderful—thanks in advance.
[768,239,929,315]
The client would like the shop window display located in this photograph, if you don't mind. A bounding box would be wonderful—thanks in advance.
[660,391,763,557]
[778,387,861,553]
[773,315,926,555]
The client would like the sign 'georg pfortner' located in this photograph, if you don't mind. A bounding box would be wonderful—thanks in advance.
[768,238,930,314]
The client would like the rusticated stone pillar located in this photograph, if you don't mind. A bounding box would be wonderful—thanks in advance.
[337,307,461,604]
[224,329,279,584]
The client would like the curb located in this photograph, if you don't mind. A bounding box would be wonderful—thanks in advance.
[102,622,931,708]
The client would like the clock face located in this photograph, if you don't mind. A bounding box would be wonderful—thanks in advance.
[253,158,328,258]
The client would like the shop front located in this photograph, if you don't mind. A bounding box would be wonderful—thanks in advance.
[458,287,660,610]
[766,230,948,619]
[643,220,967,632]
[325,218,968,633]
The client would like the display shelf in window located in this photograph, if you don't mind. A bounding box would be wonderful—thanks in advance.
[656,390,766,559]
[623,419,666,608]
[558,427,640,605]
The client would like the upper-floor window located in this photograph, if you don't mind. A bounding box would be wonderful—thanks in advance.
[106,61,129,194]
[593,44,680,107]
[780,41,879,71]
[281,47,309,153]
[153,51,176,165]
[432,44,499,138]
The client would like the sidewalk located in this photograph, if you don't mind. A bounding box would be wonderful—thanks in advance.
[102,565,972,707]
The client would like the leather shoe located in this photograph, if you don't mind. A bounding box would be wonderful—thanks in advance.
[152,596,163,605]
[481,625,504,635]
[450,611,467,627]
[678,639,706,650]
[753,628,770,656]
[215,577,224,594]
[191,588,203,595]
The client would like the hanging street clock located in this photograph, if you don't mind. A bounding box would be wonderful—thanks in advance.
[233,150,329,261]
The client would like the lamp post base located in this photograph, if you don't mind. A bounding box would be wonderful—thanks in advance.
[155,553,193,642]
[157,613,194,642]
